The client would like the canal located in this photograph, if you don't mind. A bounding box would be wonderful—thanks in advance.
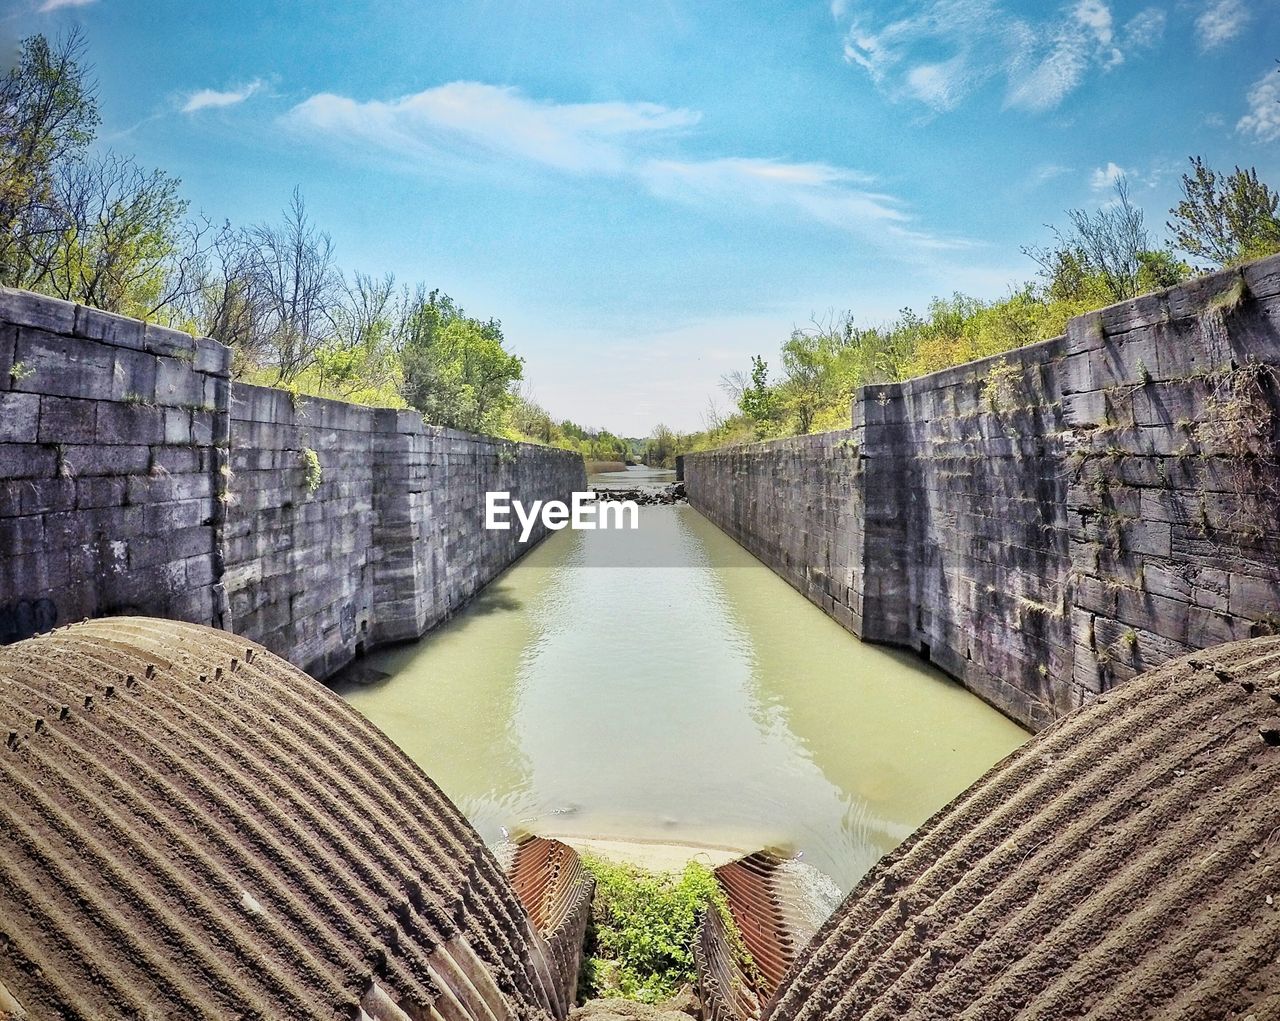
[334,468,1027,893]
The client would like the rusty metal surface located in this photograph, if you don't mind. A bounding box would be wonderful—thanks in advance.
[509,836,595,1009]
[0,617,565,1021]
[694,851,811,1021]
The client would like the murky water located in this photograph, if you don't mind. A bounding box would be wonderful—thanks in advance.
[335,468,1027,892]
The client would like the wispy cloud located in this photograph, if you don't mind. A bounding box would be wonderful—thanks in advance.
[1237,67,1280,142]
[38,0,96,10]
[290,82,698,174]
[1030,163,1072,186]
[837,0,1163,114]
[182,79,264,114]
[287,82,963,247]
[1195,0,1249,51]
[1089,161,1128,190]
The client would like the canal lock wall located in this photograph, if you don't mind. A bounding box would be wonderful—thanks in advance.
[686,254,1280,731]
[0,287,585,678]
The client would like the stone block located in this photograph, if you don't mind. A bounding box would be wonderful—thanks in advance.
[143,322,196,360]
[110,347,159,403]
[0,392,40,443]
[193,338,232,377]
[74,305,145,350]
[18,478,75,516]
[1228,572,1280,618]
[38,396,96,444]
[154,356,208,409]
[59,443,150,477]
[13,328,116,400]
[96,402,164,445]
[0,443,56,480]
[0,324,14,389]
[0,288,75,334]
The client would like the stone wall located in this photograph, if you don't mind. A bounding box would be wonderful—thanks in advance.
[0,287,585,678]
[687,254,1280,730]
[224,387,584,679]
[0,290,230,644]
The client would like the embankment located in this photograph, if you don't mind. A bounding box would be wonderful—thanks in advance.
[686,254,1280,730]
[0,287,584,678]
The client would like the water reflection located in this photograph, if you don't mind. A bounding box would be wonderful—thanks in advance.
[336,474,1026,892]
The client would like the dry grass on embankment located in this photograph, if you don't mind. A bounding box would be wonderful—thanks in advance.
[585,460,628,474]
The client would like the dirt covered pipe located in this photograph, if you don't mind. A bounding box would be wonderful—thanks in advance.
[763,636,1280,1021]
[0,617,571,1021]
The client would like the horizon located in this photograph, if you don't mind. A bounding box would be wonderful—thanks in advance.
[4,0,1278,433]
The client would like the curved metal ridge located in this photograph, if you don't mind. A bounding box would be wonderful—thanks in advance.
[508,837,594,1011]
[0,618,563,1021]
[765,637,1280,1021]
[695,899,762,1021]
[714,853,802,996]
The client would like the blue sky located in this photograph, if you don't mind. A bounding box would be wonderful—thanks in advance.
[5,0,1278,433]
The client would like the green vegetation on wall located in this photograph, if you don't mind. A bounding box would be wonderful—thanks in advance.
[663,166,1280,459]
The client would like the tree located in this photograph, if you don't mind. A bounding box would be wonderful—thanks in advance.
[30,150,188,315]
[245,188,342,384]
[1057,177,1149,302]
[646,424,680,467]
[0,30,99,287]
[398,288,523,433]
[1167,157,1280,267]
[738,355,779,431]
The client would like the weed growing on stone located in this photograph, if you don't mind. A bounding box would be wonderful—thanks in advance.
[1195,361,1280,532]
[982,359,1022,413]
[301,447,323,494]
[9,360,33,383]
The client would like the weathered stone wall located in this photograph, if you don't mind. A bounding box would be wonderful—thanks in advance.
[0,287,585,678]
[687,254,1280,730]
[0,290,231,643]
[224,388,584,679]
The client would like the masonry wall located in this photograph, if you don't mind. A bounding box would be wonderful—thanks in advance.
[0,287,585,678]
[0,290,231,644]
[223,388,585,679]
[687,254,1280,730]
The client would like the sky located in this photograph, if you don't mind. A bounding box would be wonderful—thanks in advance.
[3,0,1278,433]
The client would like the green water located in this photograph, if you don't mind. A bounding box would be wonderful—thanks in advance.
[334,495,1027,892]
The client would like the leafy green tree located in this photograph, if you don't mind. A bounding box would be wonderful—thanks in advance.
[399,289,523,434]
[36,150,188,316]
[645,424,681,467]
[1167,157,1280,267]
[738,355,778,430]
[0,30,99,287]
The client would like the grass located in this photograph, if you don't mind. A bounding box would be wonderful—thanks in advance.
[579,856,753,1004]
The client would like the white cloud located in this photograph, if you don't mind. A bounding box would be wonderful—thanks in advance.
[38,0,96,9]
[182,79,263,114]
[1237,67,1280,143]
[1089,161,1128,190]
[1121,7,1166,51]
[640,157,911,232]
[287,82,963,248]
[290,82,698,174]
[1031,163,1072,185]
[836,0,1156,114]
[1195,0,1249,51]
